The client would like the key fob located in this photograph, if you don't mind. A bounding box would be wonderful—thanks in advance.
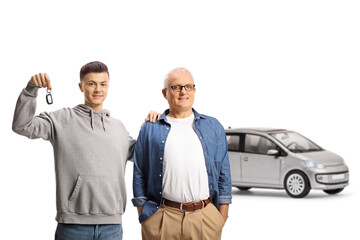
[46,89,53,105]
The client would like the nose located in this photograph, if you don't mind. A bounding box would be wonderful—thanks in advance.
[179,86,187,94]
[94,84,101,92]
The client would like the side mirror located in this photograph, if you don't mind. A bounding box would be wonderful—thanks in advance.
[267,149,279,156]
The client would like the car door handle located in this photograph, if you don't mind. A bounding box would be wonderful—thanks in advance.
[243,157,248,161]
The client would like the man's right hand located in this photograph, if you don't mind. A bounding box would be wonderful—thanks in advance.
[30,73,52,90]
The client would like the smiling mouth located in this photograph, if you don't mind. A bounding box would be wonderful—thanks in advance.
[93,95,103,98]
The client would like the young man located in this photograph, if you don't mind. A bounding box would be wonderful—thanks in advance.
[12,61,156,240]
[132,67,232,240]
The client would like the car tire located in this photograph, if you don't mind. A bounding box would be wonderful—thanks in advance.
[284,170,311,198]
[237,187,252,191]
[323,188,344,195]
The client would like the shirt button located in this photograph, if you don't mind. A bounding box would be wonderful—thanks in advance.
[200,136,203,139]
[159,174,162,177]
[160,157,163,160]
[161,141,164,144]
[166,128,169,130]
[159,192,162,195]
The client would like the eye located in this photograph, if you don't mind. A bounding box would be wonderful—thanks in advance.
[88,82,95,86]
[172,85,181,91]
[101,83,108,87]
[185,84,194,90]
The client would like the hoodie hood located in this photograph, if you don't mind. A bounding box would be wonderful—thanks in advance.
[73,104,110,131]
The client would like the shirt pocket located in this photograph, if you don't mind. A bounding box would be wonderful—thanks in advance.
[206,134,223,161]
[68,175,121,215]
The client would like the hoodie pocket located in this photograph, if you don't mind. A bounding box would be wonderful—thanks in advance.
[68,175,121,215]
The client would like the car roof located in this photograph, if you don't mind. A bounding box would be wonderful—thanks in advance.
[226,127,289,134]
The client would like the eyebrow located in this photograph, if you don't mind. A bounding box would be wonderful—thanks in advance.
[87,80,108,83]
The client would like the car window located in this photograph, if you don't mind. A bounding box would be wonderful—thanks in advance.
[270,131,322,153]
[245,134,277,155]
[226,135,240,151]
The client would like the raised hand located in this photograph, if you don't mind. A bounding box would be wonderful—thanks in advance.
[30,73,52,90]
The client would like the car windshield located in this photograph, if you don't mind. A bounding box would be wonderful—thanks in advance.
[269,131,323,153]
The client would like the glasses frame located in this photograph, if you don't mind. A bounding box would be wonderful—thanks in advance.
[165,84,196,92]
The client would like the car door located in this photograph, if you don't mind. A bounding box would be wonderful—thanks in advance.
[226,134,242,184]
[241,134,281,186]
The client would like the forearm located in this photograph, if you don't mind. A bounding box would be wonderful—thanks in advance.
[132,137,148,202]
[12,82,53,140]
[219,204,229,222]
[218,129,233,201]
[12,83,40,136]
[132,163,148,201]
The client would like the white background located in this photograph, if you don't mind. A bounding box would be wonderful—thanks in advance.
[1,0,359,239]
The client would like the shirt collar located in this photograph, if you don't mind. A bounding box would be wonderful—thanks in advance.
[159,108,207,124]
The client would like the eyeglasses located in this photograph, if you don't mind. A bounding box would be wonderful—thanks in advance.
[165,84,195,92]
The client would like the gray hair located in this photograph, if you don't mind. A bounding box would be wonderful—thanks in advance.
[163,67,193,88]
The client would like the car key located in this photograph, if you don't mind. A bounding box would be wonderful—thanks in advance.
[46,89,53,104]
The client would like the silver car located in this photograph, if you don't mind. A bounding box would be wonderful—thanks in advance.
[226,128,349,198]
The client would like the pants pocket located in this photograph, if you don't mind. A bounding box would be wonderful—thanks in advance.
[202,203,225,239]
[68,175,121,215]
[211,204,226,226]
[141,208,164,240]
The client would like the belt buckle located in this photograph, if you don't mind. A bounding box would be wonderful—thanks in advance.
[180,201,204,211]
[193,202,197,211]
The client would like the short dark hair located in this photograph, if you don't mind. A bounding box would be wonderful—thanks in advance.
[80,61,109,81]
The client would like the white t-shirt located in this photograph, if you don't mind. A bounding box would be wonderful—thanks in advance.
[163,113,210,203]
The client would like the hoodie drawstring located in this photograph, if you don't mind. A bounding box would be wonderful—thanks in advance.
[90,111,106,131]
[101,113,106,131]
[90,111,94,131]
[74,104,108,132]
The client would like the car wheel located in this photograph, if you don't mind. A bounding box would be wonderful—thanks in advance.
[284,171,310,198]
[323,188,344,195]
[237,187,251,191]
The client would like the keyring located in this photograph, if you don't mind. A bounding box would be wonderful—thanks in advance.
[46,89,53,105]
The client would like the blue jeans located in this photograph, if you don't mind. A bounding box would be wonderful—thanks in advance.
[55,223,122,240]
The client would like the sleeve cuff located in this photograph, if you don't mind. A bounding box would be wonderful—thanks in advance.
[219,195,232,205]
[131,197,148,207]
[25,82,40,96]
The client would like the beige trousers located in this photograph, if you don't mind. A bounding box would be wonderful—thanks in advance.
[141,203,225,240]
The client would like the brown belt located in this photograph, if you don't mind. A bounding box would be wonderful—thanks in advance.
[163,198,211,211]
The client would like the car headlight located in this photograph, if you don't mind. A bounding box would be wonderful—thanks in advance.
[305,160,325,169]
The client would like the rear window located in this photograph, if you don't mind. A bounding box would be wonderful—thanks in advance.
[226,135,240,151]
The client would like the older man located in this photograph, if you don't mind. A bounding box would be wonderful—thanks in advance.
[132,67,232,240]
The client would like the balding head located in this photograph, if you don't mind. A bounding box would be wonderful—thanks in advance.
[164,67,194,88]
[162,67,195,118]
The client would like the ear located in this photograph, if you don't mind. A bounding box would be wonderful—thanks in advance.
[78,82,84,92]
[162,88,167,99]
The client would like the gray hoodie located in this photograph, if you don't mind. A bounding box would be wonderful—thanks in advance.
[12,82,136,224]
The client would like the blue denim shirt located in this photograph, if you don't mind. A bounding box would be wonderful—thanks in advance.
[132,109,232,223]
